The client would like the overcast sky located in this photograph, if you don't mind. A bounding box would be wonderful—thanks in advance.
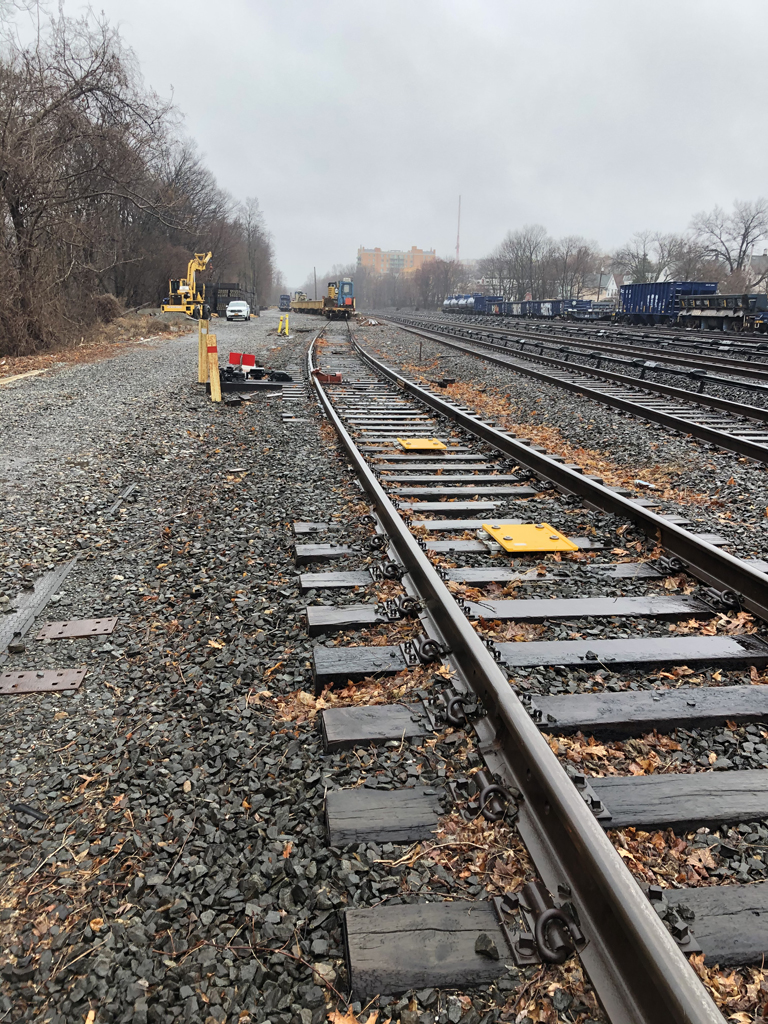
[53,0,768,286]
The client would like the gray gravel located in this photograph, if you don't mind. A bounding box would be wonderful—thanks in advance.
[3,310,764,1024]
[362,316,768,559]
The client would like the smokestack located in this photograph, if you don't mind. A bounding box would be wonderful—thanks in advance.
[455,195,461,263]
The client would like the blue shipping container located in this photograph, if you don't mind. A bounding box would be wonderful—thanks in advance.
[619,281,717,320]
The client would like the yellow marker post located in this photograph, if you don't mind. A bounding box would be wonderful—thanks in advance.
[207,334,221,402]
[198,317,210,383]
[278,316,284,336]
[482,522,578,554]
[396,437,447,451]
[285,315,289,336]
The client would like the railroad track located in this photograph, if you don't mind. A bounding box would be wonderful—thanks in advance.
[302,324,768,1024]
[380,313,768,463]
[438,317,768,374]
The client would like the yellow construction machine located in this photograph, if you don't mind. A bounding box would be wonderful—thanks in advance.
[161,252,213,317]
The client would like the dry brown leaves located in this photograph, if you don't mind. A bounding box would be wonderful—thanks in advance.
[261,665,442,724]
[668,612,757,636]
[608,826,723,887]
[437,378,716,507]
[327,1011,389,1024]
[545,730,685,777]
[0,313,187,376]
[386,812,534,895]
[501,962,603,1023]
[476,619,547,643]
[691,956,768,1020]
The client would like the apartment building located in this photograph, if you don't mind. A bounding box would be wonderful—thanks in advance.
[357,245,436,274]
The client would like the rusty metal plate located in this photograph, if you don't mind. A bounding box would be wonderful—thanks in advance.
[0,669,86,695]
[36,617,117,640]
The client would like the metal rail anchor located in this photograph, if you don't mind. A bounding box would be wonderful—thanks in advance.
[376,595,423,622]
[399,634,445,667]
[496,881,587,967]
[465,769,520,823]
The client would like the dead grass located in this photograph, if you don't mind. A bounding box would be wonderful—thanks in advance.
[0,313,190,379]
[401,370,721,509]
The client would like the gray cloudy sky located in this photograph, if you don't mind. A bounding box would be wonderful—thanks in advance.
[57,0,768,285]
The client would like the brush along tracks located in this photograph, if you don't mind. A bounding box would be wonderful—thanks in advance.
[301,329,768,1024]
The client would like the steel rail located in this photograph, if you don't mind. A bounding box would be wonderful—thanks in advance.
[406,312,768,381]
[352,337,768,622]
[382,316,768,463]
[308,336,724,1024]
[415,316,768,400]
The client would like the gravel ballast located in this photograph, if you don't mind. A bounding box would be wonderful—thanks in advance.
[3,311,766,1023]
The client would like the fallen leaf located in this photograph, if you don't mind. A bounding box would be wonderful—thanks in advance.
[89,917,104,932]
[282,841,293,859]
[208,639,224,649]
[687,848,716,870]
[327,1011,382,1024]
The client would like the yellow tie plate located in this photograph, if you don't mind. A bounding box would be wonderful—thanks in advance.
[396,438,447,451]
[482,522,578,553]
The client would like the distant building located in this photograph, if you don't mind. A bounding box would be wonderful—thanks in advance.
[584,271,624,300]
[751,249,768,282]
[605,273,625,298]
[357,245,436,275]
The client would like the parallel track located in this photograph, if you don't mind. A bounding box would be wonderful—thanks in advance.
[306,328,768,1024]
[427,312,768,377]
[382,313,768,464]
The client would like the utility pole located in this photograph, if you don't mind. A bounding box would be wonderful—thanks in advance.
[313,267,317,300]
[455,195,461,263]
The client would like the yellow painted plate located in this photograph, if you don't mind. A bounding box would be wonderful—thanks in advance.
[396,437,447,451]
[482,522,578,553]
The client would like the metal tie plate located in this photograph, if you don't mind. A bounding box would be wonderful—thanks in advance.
[36,617,118,640]
[482,522,578,553]
[0,669,86,694]
[396,437,447,451]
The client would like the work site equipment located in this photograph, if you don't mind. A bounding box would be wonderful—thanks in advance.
[291,278,355,319]
[161,252,213,318]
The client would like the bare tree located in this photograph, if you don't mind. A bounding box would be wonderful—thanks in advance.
[691,199,768,274]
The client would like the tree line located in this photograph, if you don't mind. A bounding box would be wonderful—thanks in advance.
[327,198,768,312]
[478,198,768,302]
[0,7,279,356]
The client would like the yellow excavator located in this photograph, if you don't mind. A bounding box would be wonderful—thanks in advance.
[161,252,212,317]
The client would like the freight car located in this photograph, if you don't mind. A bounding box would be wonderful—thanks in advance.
[617,281,717,326]
[677,292,768,332]
[442,295,594,319]
[292,278,355,319]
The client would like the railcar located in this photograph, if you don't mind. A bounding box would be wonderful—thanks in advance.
[617,281,717,326]
[291,278,355,319]
[677,293,768,333]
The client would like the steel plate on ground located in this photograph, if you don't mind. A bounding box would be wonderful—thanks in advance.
[482,521,578,553]
[396,437,447,451]
[0,669,86,694]
[36,617,118,640]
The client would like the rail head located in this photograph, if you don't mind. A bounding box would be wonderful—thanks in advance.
[358,328,768,625]
[307,334,726,1024]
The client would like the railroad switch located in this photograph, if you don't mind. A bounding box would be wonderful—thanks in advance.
[482,522,578,553]
[396,437,447,451]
